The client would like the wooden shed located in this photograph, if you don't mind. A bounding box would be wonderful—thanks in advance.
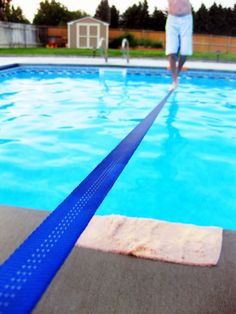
[67,17,109,49]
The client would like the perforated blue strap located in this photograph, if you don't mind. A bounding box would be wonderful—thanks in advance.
[0,90,173,313]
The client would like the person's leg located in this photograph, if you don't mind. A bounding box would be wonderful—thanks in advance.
[177,55,187,74]
[168,53,178,86]
[178,14,193,77]
[165,15,179,88]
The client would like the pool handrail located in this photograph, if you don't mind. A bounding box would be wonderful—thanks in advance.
[122,38,130,63]
[98,37,108,63]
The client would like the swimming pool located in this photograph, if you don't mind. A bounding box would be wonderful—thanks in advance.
[0,65,235,229]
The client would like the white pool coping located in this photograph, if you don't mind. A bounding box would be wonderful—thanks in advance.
[0,56,236,72]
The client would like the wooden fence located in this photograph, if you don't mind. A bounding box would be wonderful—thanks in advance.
[109,29,236,54]
[45,26,236,54]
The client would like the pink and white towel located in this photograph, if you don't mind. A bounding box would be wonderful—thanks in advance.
[77,215,223,266]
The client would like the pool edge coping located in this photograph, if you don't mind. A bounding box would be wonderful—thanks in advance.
[0,56,236,72]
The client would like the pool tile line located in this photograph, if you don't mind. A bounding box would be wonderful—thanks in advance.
[0,63,236,80]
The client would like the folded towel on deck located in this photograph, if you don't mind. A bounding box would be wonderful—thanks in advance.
[77,215,223,266]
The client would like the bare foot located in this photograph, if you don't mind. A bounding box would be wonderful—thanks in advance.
[169,80,178,90]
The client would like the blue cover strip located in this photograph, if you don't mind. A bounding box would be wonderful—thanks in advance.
[0,90,172,313]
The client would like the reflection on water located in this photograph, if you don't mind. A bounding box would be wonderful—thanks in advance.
[164,94,182,154]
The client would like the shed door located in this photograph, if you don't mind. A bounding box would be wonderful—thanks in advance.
[77,24,99,48]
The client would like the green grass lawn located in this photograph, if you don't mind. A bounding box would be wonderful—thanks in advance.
[0,47,235,62]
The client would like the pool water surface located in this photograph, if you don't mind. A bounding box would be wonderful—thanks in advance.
[0,65,235,229]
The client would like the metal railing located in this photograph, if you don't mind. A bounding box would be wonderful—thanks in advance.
[121,38,130,63]
[98,37,108,62]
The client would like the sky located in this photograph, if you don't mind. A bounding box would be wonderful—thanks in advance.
[11,0,236,22]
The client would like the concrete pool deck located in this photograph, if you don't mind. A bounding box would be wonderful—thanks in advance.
[0,56,236,71]
[0,205,236,313]
[0,58,236,313]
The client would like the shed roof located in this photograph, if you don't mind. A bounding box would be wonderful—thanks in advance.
[67,16,109,26]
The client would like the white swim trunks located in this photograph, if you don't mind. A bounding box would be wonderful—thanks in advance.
[165,14,193,56]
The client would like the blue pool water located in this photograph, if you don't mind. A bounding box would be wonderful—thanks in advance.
[0,65,235,229]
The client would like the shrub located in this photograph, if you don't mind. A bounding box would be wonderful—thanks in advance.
[150,41,163,49]
[109,33,137,48]
[109,33,163,49]
[136,38,163,48]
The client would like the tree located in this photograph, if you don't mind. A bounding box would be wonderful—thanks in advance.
[208,3,226,35]
[193,3,234,36]
[110,5,119,28]
[4,4,29,23]
[33,0,71,26]
[121,3,142,29]
[0,0,11,20]
[140,0,150,29]
[121,1,151,30]
[94,0,110,23]
[67,10,87,21]
[150,8,166,31]
[121,4,139,29]
[228,4,236,35]
[0,0,10,9]
[194,4,209,34]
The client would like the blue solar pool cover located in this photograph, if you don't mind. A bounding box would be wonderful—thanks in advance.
[0,90,173,313]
